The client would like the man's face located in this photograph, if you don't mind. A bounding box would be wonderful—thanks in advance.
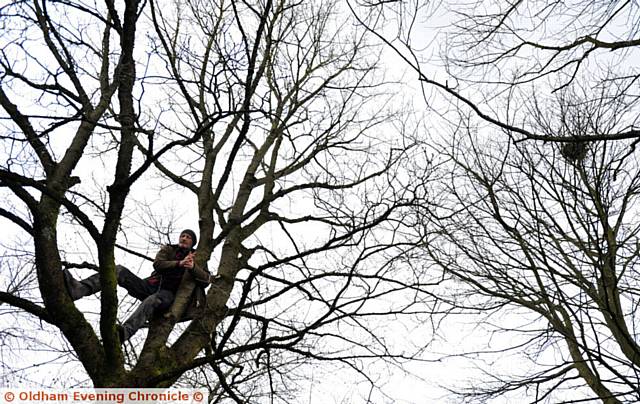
[178,232,194,249]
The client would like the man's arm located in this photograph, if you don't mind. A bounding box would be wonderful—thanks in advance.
[155,245,211,286]
[188,261,211,287]
[153,245,181,273]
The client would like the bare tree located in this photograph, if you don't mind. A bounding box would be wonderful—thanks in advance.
[136,0,443,399]
[416,89,640,402]
[0,0,153,386]
[346,1,640,401]
[0,0,441,398]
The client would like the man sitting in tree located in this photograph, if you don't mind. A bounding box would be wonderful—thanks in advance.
[63,229,210,342]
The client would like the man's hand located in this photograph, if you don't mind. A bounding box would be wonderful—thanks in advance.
[179,252,195,269]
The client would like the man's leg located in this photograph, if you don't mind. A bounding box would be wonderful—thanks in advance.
[63,265,152,301]
[63,270,101,301]
[120,289,174,341]
[114,265,156,301]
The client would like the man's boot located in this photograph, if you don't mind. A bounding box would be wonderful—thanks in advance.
[62,270,101,300]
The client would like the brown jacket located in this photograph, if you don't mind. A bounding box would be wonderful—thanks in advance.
[150,244,211,321]
[149,244,210,292]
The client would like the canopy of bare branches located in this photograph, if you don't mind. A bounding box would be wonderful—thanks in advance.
[3,0,640,402]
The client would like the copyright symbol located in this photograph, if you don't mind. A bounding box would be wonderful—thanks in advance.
[193,391,204,402]
[4,391,15,402]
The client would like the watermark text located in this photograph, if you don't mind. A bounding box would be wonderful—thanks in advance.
[0,388,207,404]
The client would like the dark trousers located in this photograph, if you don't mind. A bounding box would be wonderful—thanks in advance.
[67,265,175,340]
[115,266,174,340]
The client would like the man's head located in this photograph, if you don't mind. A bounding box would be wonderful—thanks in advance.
[178,229,197,249]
